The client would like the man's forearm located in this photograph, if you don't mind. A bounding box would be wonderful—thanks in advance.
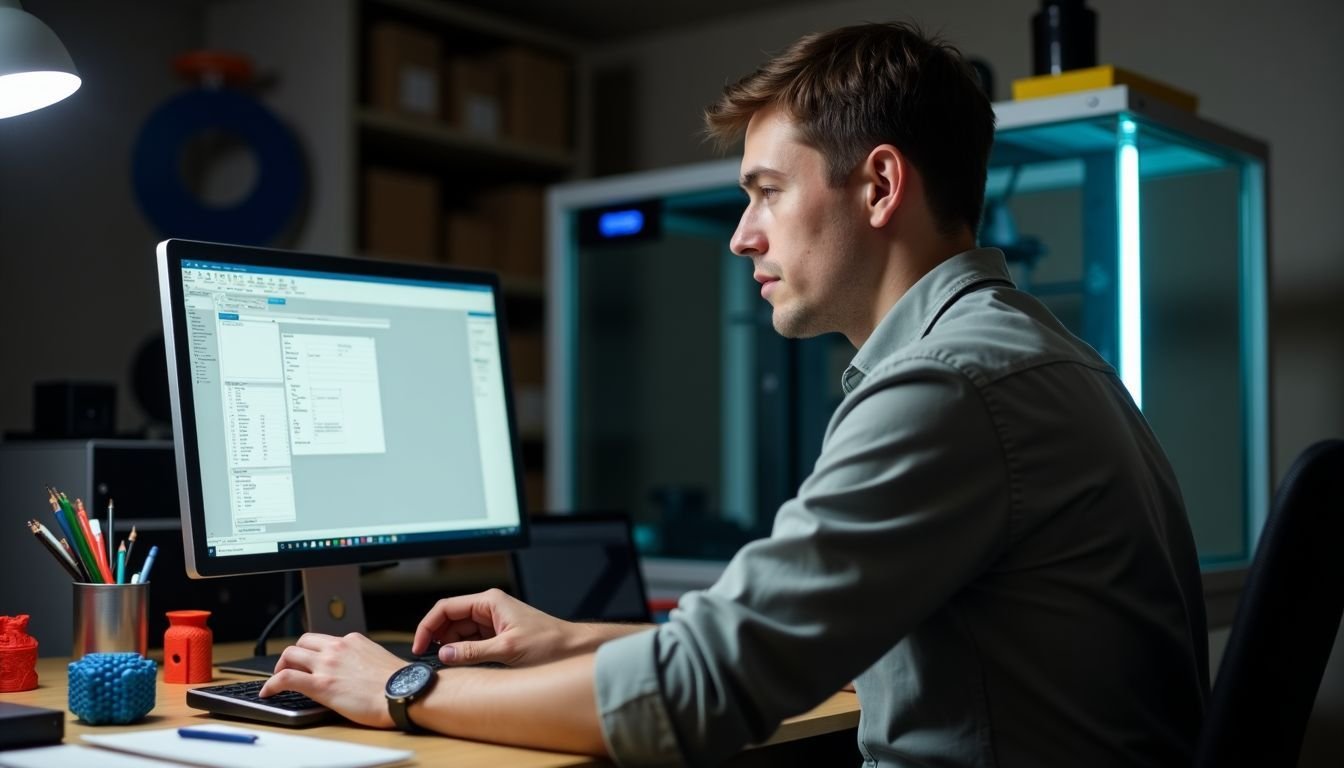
[573,622,654,654]
[411,653,608,755]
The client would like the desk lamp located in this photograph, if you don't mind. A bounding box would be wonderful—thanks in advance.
[0,0,79,118]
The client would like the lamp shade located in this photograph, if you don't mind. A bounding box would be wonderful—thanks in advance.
[0,0,80,118]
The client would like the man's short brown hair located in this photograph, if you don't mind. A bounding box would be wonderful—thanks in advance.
[705,22,995,236]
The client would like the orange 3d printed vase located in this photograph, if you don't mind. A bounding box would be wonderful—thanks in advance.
[0,615,39,692]
[163,610,213,684]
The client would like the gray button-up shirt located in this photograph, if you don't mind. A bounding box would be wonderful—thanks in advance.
[594,248,1209,766]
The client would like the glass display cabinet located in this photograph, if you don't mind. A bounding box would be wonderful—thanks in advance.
[547,85,1269,589]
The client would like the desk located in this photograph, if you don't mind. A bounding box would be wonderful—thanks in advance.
[3,640,861,766]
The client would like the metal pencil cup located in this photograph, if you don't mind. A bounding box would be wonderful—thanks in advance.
[72,582,148,658]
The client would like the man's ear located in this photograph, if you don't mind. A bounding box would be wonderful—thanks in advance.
[862,144,905,229]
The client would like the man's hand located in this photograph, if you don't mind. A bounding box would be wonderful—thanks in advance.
[412,588,599,667]
[259,632,404,728]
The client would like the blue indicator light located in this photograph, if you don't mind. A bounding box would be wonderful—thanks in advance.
[598,209,645,238]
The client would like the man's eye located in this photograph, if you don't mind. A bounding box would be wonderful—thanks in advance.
[761,187,780,200]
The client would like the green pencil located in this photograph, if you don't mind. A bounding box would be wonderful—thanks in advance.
[56,491,102,583]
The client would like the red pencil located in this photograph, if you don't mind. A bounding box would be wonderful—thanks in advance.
[75,499,113,584]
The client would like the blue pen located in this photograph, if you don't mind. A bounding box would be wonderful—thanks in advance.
[178,727,258,744]
[138,545,159,583]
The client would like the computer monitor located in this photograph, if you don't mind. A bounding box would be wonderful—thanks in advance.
[156,238,528,654]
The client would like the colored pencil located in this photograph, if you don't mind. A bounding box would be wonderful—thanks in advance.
[89,515,113,582]
[60,537,91,581]
[137,545,159,583]
[116,540,127,585]
[76,498,113,584]
[125,525,138,571]
[45,488,77,554]
[60,492,103,583]
[28,519,82,580]
[106,498,115,568]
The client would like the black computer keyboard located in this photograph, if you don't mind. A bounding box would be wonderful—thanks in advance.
[188,654,446,727]
[186,679,333,727]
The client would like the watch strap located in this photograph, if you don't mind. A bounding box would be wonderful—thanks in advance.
[388,694,421,733]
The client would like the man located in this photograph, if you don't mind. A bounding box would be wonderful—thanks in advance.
[261,22,1209,766]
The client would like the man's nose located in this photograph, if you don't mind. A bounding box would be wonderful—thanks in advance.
[730,214,765,257]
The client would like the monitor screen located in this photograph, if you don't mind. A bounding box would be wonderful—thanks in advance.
[157,239,528,580]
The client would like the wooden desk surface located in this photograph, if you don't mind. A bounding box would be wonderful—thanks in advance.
[2,640,860,767]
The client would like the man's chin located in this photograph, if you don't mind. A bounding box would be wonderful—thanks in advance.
[771,309,823,339]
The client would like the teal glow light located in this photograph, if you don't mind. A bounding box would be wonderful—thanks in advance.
[1118,119,1142,408]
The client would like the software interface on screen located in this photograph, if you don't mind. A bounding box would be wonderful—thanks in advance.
[177,259,521,559]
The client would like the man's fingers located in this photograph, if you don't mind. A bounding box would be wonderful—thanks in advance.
[441,639,490,665]
[414,596,476,648]
[442,618,495,642]
[415,619,483,654]
[294,632,338,651]
[259,667,310,699]
[273,645,319,674]
[415,593,504,652]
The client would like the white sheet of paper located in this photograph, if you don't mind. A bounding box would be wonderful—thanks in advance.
[81,724,413,768]
[0,743,182,767]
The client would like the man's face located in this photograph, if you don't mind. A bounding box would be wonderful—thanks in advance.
[730,107,869,340]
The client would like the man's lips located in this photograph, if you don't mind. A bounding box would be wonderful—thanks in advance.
[755,273,780,299]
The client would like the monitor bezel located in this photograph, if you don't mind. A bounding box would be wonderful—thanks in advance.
[158,238,530,579]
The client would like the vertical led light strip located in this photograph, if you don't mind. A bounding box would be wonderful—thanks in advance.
[1239,161,1269,555]
[1118,118,1142,408]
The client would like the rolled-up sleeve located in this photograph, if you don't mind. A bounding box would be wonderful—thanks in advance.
[594,357,1012,765]
[595,630,683,766]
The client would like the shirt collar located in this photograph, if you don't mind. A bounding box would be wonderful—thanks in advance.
[841,248,1014,394]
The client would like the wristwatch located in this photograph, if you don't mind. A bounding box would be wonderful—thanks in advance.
[385,662,437,733]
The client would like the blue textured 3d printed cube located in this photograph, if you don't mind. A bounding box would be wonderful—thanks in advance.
[68,652,157,724]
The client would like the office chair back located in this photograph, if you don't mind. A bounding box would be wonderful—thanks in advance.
[1193,439,1344,767]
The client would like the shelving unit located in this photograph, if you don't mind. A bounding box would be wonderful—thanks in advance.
[205,0,575,521]
[357,107,573,174]
[354,0,578,515]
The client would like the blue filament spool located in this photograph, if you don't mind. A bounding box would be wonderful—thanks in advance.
[132,87,305,245]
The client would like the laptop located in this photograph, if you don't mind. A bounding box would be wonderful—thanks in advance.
[510,513,652,623]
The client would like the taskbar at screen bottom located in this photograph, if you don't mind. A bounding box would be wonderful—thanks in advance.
[206,525,522,557]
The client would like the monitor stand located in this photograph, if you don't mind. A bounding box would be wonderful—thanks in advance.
[217,565,422,676]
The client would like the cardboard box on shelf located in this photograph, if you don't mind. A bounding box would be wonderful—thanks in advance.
[368,22,441,118]
[444,55,501,138]
[363,167,440,262]
[443,210,495,270]
[479,184,545,277]
[495,46,570,151]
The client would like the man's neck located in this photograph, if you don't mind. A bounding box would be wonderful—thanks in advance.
[852,234,977,348]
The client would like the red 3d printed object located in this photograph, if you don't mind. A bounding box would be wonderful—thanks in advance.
[0,615,39,692]
[164,610,213,684]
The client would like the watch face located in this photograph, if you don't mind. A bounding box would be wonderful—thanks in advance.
[387,663,433,697]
